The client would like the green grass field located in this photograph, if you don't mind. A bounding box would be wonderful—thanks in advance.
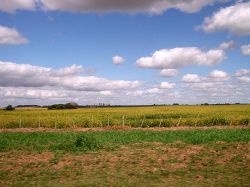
[0,105,250,128]
[1,129,250,186]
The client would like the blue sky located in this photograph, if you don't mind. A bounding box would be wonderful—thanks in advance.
[0,0,250,106]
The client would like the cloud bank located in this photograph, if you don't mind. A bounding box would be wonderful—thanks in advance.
[0,61,140,91]
[1,0,225,14]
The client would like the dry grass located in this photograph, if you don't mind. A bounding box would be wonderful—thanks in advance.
[1,142,249,186]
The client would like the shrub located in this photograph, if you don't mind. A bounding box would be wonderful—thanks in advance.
[5,105,15,111]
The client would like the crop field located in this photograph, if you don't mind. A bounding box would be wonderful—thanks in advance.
[0,105,250,128]
[1,129,250,186]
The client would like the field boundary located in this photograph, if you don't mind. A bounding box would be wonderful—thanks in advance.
[0,125,249,133]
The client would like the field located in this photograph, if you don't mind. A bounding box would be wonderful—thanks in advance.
[1,105,250,186]
[0,105,250,128]
[0,129,250,186]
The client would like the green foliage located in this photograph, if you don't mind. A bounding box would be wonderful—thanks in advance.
[0,129,249,152]
[48,103,78,110]
[5,105,15,111]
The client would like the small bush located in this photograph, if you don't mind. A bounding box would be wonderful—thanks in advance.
[50,135,102,152]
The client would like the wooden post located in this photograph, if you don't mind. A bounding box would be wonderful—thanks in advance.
[108,118,110,126]
[230,120,232,126]
[141,116,145,128]
[177,116,181,127]
[91,116,94,127]
[122,115,125,128]
[159,116,163,128]
[38,117,41,128]
[19,119,22,128]
[54,117,57,129]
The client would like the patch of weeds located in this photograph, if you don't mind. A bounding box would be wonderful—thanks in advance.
[74,135,102,151]
[50,134,102,153]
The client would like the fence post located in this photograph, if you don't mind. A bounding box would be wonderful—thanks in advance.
[122,115,125,128]
[19,119,22,128]
[38,117,41,128]
[159,116,163,127]
[177,116,181,127]
[141,116,145,128]
[108,118,110,127]
[54,117,57,129]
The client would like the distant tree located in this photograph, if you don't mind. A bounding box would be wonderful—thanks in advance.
[65,102,78,109]
[173,103,179,105]
[48,103,78,110]
[5,105,15,111]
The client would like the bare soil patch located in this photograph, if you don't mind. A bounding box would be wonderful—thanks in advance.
[0,125,249,133]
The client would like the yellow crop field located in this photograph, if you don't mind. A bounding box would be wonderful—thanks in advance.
[0,105,249,128]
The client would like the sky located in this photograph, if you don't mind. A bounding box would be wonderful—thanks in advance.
[0,0,250,106]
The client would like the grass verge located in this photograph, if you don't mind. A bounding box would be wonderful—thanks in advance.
[0,129,250,186]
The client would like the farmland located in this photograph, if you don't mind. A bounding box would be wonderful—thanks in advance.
[1,105,250,186]
[0,105,250,128]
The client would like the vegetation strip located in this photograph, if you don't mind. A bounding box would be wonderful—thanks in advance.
[0,129,249,153]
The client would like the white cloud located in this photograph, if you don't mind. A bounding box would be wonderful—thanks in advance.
[160,82,175,89]
[219,40,235,50]
[241,44,250,56]
[146,88,160,94]
[112,55,125,65]
[0,25,28,45]
[235,69,250,77]
[0,61,140,91]
[0,0,36,12]
[209,70,230,81]
[182,74,201,83]
[159,69,178,77]
[40,0,221,14]
[199,2,250,36]
[238,76,250,83]
[136,47,225,69]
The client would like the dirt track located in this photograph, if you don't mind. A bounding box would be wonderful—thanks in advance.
[0,125,249,133]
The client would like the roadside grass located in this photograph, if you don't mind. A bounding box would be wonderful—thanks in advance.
[0,129,250,153]
[0,129,250,186]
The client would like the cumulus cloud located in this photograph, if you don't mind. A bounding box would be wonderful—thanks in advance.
[136,47,225,69]
[241,44,250,56]
[198,2,250,36]
[0,25,28,45]
[182,74,201,83]
[235,69,250,77]
[209,70,230,81]
[219,40,235,50]
[160,82,175,89]
[0,61,140,91]
[0,0,36,12]
[159,69,178,77]
[112,55,125,65]
[238,76,250,83]
[40,0,220,14]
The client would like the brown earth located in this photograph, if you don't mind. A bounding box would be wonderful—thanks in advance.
[0,125,249,133]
